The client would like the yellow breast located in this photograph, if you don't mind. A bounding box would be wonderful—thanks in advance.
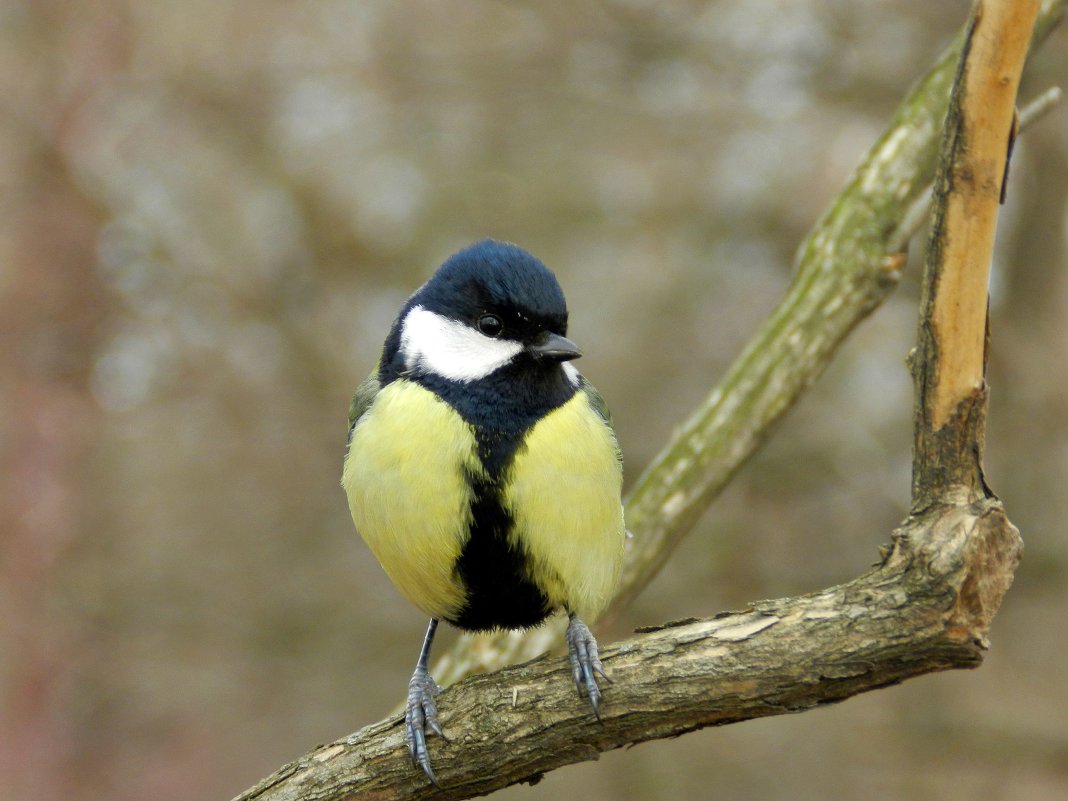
[342,380,480,620]
[503,391,625,620]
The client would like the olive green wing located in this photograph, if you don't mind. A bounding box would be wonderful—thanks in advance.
[577,374,613,428]
[576,374,622,465]
[347,369,382,440]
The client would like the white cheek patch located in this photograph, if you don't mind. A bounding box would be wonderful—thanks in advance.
[562,362,581,387]
[400,306,523,382]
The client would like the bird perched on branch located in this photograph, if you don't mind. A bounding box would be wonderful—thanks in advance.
[342,239,625,783]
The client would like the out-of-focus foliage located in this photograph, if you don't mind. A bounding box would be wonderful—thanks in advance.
[1,2,1065,800]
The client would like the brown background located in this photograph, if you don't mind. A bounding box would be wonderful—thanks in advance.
[2,2,1066,800]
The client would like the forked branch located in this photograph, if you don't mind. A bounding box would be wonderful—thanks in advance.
[235,2,1053,799]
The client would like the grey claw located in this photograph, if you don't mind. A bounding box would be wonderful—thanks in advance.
[566,615,607,718]
[405,668,443,784]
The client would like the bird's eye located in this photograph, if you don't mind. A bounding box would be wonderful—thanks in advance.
[477,314,503,338]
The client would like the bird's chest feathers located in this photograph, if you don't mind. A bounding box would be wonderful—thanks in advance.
[343,379,563,620]
[344,376,621,627]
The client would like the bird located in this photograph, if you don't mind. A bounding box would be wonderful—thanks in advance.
[341,239,625,783]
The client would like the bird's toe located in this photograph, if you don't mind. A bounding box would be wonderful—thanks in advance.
[405,669,443,784]
[565,615,607,718]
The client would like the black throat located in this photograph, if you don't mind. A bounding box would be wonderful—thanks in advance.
[415,360,576,468]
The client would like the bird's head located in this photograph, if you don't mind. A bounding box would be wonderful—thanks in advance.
[392,240,581,383]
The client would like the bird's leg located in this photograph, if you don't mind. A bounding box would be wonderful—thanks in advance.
[405,618,445,784]
[565,613,609,717]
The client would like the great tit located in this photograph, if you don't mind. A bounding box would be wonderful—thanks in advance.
[342,239,625,782]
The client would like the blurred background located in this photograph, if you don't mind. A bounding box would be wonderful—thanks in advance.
[2,1,1066,799]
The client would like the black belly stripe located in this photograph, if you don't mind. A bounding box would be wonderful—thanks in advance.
[411,359,578,632]
[449,463,552,631]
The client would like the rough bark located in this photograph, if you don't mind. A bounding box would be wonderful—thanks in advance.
[235,1,1052,798]
[236,500,1018,801]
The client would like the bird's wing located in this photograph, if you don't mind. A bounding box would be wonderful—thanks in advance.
[578,375,613,427]
[577,375,623,466]
[347,369,382,436]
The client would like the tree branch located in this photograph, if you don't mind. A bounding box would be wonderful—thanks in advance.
[912,0,1040,500]
[235,1,1057,798]
[237,501,1017,801]
[426,0,1063,691]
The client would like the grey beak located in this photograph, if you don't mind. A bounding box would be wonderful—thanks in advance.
[529,332,582,362]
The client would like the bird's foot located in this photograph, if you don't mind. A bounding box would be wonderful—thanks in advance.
[566,615,609,717]
[405,666,445,784]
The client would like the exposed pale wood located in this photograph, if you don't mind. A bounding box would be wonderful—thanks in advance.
[920,0,1040,435]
